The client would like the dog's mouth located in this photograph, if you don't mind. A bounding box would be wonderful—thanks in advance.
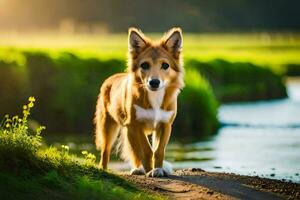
[148,87,159,91]
[147,84,165,92]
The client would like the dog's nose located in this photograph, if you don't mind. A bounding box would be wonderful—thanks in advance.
[149,79,160,89]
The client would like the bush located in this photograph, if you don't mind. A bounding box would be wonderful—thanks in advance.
[174,69,218,139]
[284,64,300,76]
[186,59,287,102]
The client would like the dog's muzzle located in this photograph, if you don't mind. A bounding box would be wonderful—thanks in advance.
[148,79,160,90]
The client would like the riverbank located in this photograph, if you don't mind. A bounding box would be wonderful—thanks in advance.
[123,168,300,200]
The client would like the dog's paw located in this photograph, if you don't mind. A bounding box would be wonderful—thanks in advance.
[146,168,167,177]
[130,167,146,175]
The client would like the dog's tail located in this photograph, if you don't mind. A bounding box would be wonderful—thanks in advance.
[94,95,103,150]
[114,128,130,161]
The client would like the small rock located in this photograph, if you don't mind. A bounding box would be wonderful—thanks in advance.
[189,168,205,172]
[270,173,275,177]
[213,166,222,169]
[207,190,214,195]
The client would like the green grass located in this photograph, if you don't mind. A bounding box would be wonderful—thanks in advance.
[0,98,163,200]
[1,32,299,72]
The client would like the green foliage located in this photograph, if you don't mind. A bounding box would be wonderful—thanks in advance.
[0,49,219,138]
[284,64,300,76]
[187,59,287,102]
[0,99,163,200]
[174,69,219,139]
[0,97,45,172]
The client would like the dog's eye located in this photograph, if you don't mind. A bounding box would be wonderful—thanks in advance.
[140,62,150,70]
[161,62,169,70]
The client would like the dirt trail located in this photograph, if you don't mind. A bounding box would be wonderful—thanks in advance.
[121,169,300,200]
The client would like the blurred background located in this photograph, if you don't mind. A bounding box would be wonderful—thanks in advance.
[0,0,299,183]
[1,0,300,32]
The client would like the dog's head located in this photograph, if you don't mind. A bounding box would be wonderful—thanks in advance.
[128,28,184,91]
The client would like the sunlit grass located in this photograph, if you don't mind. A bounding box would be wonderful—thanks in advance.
[0,32,299,71]
[0,97,163,200]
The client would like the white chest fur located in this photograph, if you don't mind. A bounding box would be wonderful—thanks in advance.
[134,89,174,126]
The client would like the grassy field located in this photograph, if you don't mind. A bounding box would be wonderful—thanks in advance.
[1,32,299,72]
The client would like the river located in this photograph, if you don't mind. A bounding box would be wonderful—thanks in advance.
[171,79,300,183]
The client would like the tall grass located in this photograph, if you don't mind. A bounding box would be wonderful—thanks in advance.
[0,97,163,200]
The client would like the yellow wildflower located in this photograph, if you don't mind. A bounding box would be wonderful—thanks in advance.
[28,102,34,108]
[29,96,36,102]
[82,151,88,155]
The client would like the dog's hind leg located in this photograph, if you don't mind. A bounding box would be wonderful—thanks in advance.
[96,113,120,170]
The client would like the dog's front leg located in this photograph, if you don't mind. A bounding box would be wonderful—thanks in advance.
[126,125,153,174]
[147,123,172,177]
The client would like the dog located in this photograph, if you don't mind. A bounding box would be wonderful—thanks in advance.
[94,27,184,177]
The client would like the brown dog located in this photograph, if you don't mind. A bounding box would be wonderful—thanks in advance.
[94,28,184,177]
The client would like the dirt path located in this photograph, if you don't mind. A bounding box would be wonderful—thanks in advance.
[121,168,300,200]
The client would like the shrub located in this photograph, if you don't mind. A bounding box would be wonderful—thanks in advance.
[284,63,300,76]
[186,59,287,102]
[174,69,219,139]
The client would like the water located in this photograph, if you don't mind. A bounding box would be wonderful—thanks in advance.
[172,79,300,183]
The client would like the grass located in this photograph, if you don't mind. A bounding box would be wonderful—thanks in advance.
[0,98,163,200]
[1,32,299,72]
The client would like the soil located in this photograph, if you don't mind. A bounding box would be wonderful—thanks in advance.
[121,168,300,200]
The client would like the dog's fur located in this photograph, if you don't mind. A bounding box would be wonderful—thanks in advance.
[94,27,184,177]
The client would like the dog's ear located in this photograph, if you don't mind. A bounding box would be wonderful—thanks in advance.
[162,28,182,58]
[128,28,148,56]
